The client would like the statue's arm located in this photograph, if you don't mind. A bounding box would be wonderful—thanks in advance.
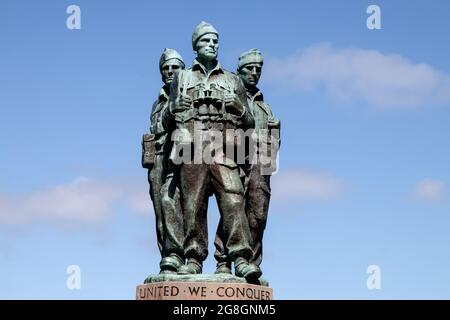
[149,100,158,133]
[266,103,281,148]
[235,80,254,130]
[162,73,180,132]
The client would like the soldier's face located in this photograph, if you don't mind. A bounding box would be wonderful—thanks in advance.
[161,60,184,85]
[239,63,262,88]
[195,33,219,61]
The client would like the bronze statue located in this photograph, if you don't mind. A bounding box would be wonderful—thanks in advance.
[142,23,280,284]
[214,49,280,278]
[143,48,185,274]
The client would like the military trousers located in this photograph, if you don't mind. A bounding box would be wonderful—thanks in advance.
[180,163,253,263]
[214,164,271,266]
[148,154,165,256]
[160,168,184,259]
[149,154,184,259]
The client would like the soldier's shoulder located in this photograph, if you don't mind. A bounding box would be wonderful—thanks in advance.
[222,70,243,91]
[151,98,158,110]
[176,68,197,82]
[265,103,274,114]
[151,89,162,106]
[223,69,239,80]
[262,99,274,111]
[183,67,195,73]
[254,93,274,115]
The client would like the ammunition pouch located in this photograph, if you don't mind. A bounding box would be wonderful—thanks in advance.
[141,133,156,169]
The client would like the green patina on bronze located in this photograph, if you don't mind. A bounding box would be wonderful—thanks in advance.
[142,22,280,285]
[144,48,185,273]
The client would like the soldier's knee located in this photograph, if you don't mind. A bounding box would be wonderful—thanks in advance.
[221,193,243,211]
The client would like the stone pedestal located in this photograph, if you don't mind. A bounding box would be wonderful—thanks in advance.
[136,274,273,300]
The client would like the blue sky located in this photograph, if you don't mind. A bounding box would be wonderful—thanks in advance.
[1,0,450,299]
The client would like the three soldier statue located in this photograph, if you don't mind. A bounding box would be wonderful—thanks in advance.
[142,22,280,283]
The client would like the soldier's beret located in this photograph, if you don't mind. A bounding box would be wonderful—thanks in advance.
[159,48,185,71]
[238,48,264,69]
[192,21,219,50]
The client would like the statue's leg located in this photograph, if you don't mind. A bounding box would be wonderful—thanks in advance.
[246,165,271,266]
[148,154,165,256]
[213,218,231,274]
[210,164,262,281]
[180,163,210,263]
[213,218,225,261]
[210,164,252,262]
[159,168,184,272]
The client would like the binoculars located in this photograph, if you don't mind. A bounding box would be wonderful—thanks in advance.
[192,83,225,108]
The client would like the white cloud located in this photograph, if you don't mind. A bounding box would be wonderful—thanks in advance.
[120,181,153,215]
[412,179,447,203]
[265,43,450,110]
[0,170,343,225]
[271,169,344,201]
[0,177,152,226]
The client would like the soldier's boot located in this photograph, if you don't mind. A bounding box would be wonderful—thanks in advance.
[159,253,184,274]
[214,261,232,275]
[234,257,262,282]
[177,258,203,275]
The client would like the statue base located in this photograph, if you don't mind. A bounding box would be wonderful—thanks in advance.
[136,274,273,300]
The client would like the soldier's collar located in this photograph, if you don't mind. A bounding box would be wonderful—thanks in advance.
[247,87,264,101]
[192,59,224,75]
[159,87,169,101]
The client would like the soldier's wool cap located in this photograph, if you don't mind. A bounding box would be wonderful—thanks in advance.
[238,48,264,69]
[192,21,219,50]
[159,48,185,70]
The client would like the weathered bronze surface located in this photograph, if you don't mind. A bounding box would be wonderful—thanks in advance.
[142,22,280,286]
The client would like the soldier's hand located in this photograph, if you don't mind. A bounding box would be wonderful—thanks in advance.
[172,94,192,113]
[224,95,244,115]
